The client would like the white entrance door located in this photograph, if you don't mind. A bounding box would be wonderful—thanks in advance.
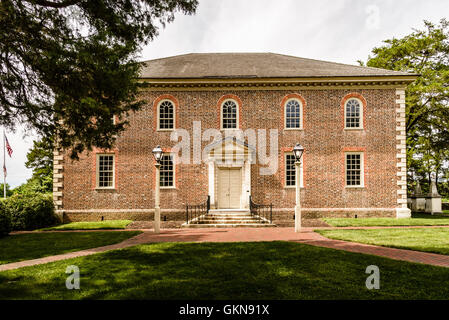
[218,168,242,209]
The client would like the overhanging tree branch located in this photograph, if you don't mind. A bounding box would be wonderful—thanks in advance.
[23,0,82,8]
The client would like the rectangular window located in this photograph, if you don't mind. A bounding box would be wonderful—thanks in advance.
[160,153,174,187]
[96,154,115,188]
[285,153,303,187]
[345,153,363,187]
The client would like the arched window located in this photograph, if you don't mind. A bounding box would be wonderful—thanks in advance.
[221,99,238,129]
[158,100,175,130]
[345,98,363,129]
[285,99,302,129]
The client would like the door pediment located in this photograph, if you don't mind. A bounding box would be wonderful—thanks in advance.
[207,137,255,162]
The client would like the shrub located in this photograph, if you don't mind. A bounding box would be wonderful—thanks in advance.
[0,200,11,237]
[6,193,58,231]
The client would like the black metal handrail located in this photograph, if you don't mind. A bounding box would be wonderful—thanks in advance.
[249,195,272,224]
[186,195,210,224]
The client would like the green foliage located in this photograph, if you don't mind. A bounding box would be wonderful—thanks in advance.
[0,183,13,197]
[0,201,11,237]
[25,137,53,188]
[0,0,198,159]
[12,177,53,195]
[361,19,449,197]
[6,193,58,231]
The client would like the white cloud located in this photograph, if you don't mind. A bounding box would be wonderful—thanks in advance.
[141,0,448,65]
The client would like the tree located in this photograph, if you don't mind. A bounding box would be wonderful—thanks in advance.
[0,0,198,159]
[24,137,54,193]
[360,19,449,196]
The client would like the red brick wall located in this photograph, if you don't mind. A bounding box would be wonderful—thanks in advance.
[61,88,398,221]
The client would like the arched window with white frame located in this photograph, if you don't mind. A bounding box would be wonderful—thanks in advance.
[344,98,363,129]
[284,98,303,129]
[221,99,238,129]
[157,99,175,130]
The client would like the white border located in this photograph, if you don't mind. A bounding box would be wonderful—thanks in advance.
[344,152,364,188]
[284,152,304,188]
[220,98,240,130]
[157,99,176,131]
[96,153,116,189]
[284,98,303,130]
[344,97,364,130]
[160,152,176,189]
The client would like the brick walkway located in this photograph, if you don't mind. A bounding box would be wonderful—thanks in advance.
[2,227,449,272]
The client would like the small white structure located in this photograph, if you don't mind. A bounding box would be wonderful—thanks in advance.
[411,182,426,212]
[425,180,442,215]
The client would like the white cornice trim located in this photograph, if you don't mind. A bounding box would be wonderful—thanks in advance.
[138,76,416,91]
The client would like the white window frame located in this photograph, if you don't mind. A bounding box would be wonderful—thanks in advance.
[345,152,364,188]
[220,99,239,130]
[160,153,176,189]
[344,98,364,130]
[157,99,176,131]
[96,153,115,189]
[284,98,303,130]
[284,152,304,188]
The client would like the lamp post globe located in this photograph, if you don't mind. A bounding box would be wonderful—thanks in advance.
[152,145,163,163]
[293,143,304,162]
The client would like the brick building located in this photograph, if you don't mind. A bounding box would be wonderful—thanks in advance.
[54,53,417,226]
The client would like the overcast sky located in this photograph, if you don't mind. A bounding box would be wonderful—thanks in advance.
[3,0,448,187]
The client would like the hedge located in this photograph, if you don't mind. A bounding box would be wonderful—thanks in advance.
[5,193,58,231]
[0,200,11,237]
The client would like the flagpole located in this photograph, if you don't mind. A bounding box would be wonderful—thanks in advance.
[3,130,6,199]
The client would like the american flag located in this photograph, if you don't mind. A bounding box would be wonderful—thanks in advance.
[5,135,12,157]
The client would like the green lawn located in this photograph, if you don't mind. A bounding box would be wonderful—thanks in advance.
[317,227,449,255]
[323,213,449,227]
[40,220,133,231]
[1,241,449,299]
[0,231,141,265]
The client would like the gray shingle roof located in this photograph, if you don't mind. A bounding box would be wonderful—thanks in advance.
[139,53,415,79]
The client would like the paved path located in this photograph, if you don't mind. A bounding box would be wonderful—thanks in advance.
[2,227,449,271]
[11,224,449,235]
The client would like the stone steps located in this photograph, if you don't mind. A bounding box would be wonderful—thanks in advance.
[193,219,269,224]
[204,215,256,220]
[182,223,275,228]
[182,209,276,228]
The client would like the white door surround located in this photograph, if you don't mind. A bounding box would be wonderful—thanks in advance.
[206,137,254,209]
